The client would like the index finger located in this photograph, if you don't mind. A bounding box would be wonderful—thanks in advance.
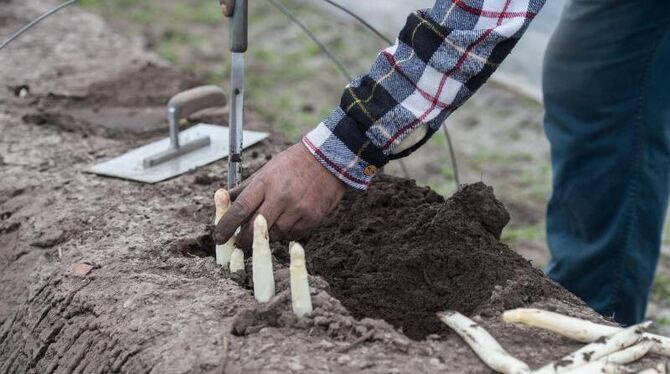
[228,175,254,201]
[214,181,264,244]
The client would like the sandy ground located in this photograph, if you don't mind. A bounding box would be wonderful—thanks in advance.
[1,1,669,373]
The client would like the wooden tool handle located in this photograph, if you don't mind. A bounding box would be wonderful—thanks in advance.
[167,85,227,120]
[220,0,234,17]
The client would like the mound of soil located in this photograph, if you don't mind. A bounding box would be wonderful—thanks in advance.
[306,175,568,340]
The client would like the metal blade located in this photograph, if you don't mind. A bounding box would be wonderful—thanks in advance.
[228,52,245,189]
[90,124,268,183]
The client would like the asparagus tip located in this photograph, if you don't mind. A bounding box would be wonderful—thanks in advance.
[214,189,230,210]
[290,242,305,261]
[254,214,268,236]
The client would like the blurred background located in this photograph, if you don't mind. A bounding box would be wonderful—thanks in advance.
[62,0,669,329]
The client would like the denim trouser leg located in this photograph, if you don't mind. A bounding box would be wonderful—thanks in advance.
[543,0,670,325]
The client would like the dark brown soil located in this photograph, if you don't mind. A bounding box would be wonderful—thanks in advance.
[305,176,569,340]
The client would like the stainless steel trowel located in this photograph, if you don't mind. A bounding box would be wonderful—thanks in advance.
[90,85,267,183]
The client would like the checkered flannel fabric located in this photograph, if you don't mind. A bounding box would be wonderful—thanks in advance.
[303,0,545,189]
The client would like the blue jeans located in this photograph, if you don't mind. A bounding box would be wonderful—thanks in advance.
[543,0,670,325]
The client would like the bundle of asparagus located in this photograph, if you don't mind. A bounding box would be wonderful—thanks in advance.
[438,308,669,374]
[502,309,670,357]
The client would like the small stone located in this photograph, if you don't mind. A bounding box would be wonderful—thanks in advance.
[122,298,134,308]
[357,360,375,369]
[393,337,410,350]
[314,316,329,326]
[15,85,30,98]
[318,340,335,349]
[354,325,368,335]
[72,263,94,276]
[336,354,351,365]
[287,361,304,371]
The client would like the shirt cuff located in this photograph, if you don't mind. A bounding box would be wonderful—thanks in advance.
[302,123,379,190]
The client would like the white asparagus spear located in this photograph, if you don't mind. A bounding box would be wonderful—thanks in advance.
[289,242,313,318]
[229,247,245,275]
[535,322,651,374]
[599,341,654,365]
[562,362,626,374]
[564,341,656,374]
[214,189,235,266]
[502,308,670,357]
[437,311,531,374]
[503,308,614,342]
[252,215,275,303]
[637,369,661,374]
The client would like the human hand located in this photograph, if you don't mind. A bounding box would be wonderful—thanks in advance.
[214,143,346,249]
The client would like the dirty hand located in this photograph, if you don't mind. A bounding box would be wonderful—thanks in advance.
[214,143,346,249]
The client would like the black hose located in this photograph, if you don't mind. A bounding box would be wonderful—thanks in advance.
[321,0,392,45]
[442,121,461,188]
[0,0,78,51]
[265,0,354,82]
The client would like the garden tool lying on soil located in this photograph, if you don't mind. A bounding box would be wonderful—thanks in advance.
[90,84,267,183]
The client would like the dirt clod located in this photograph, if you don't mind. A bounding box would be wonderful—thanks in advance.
[231,291,291,336]
[167,234,215,258]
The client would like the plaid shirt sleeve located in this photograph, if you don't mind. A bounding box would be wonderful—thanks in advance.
[302,0,545,190]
